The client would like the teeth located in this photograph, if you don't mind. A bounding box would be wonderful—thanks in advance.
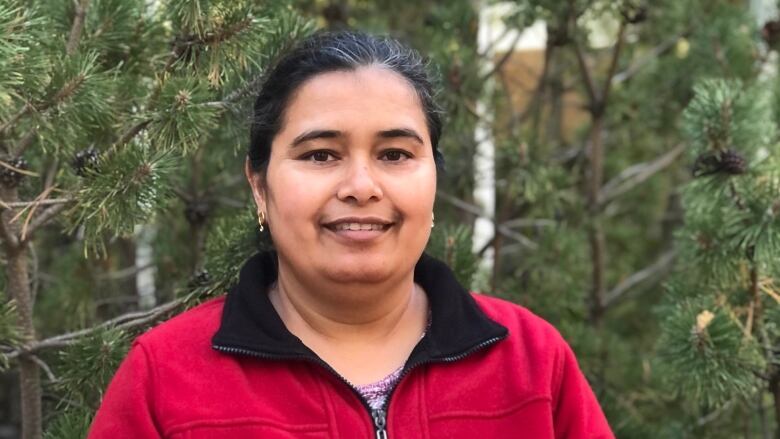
[333,223,386,231]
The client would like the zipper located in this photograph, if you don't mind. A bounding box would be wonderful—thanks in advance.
[371,408,387,439]
[213,345,383,435]
[214,333,505,438]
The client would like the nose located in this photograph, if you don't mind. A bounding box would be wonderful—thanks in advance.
[336,160,383,205]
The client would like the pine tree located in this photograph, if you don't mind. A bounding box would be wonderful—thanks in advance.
[0,1,312,437]
[3,0,780,437]
[657,77,780,436]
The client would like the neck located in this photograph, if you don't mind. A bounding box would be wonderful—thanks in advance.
[269,259,427,344]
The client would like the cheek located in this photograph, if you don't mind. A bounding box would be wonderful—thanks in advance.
[384,173,436,227]
[265,169,327,226]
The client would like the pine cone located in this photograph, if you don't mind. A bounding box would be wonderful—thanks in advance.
[0,157,29,188]
[173,34,199,64]
[762,20,780,48]
[719,149,747,175]
[72,147,100,177]
[548,26,570,47]
[620,3,648,24]
[184,200,211,225]
[692,149,747,177]
[188,269,211,288]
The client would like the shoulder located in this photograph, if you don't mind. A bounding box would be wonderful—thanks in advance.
[134,296,226,354]
[469,293,571,388]
[470,292,566,348]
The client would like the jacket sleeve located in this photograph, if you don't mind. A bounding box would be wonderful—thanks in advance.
[87,340,163,438]
[552,341,614,439]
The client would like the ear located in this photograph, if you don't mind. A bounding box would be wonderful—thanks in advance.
[244,158,266,213]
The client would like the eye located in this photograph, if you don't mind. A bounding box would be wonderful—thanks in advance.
[381,150,411,162]
[302,150,336,162]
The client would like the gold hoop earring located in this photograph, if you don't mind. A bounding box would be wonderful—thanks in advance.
[258,211,266,232]
[431,212,435,229]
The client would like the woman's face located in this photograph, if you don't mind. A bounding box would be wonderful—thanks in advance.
[247,66,437,286]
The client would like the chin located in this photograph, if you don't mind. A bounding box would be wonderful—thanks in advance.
[321,262,393,284]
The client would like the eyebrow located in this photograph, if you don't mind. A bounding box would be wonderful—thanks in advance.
[289,128,425,148]
[290,130,342,148]
[377,128,424,145]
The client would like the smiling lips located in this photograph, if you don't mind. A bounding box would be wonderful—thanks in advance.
[323,217,394,237]
[332,223,388,231]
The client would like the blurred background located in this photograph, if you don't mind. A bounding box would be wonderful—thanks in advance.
[1,0,780,437]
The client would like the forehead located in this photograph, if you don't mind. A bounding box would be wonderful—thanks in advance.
[280,66,428,134]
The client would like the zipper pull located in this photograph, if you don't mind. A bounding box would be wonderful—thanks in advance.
[372,409,388,439]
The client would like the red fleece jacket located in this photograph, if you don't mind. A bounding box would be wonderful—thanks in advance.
[88,293,614,438]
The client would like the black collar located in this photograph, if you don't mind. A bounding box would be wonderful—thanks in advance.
[211,251,508,365]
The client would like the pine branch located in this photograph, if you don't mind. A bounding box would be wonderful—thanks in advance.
[214,196,245,209]
[501,218,557,229]
[476,25,513,59]
[115,119,152,148]
[222,73,265,104]
[15,185,57,241]
[436,191,539,250]
[0,198,73,209]
[19,203,69,244]
[1,74,88,146]
[149,18,253,107]
[95,262,155,281]
[604,249,678,308]
[599,143,686,205]
[479,31,523,81]
[573,17,629,326]
[198,18,252,45]
[12,131,36,157]
[105,119,152,157]
[511,42,555,126]
[600,21,626,109]
[29,354,57,383]
[0,159,37,178]
[3,298,186,361]
[696,399,735,426]
[613,29,691,85]
[66,0,91,56]
[571,37,597,107]
[0,104,32,136]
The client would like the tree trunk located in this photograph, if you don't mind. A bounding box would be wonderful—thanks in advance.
[0,186,41,439]
[586,115,606,326]
[771,370,780,439]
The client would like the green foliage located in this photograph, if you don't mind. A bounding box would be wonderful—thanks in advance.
[0,3,47,113]
[33,241,98,335]
[34,51,118,155]
[426,224,479,288]
[684,2,759,81]
[150,76,220,153]
[194,206,266,296]
[657,296,764,408]
[683,79,775,159]
[1,0,778,436]
[43,406,93,439]
[64,147,178,255]
[53,328,130,408]
[0,299,22,370]
[655,71,780,432]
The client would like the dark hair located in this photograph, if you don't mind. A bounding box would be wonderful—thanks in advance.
[248,30,445,176]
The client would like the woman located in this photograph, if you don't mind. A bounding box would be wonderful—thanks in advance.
[89,31,614,438]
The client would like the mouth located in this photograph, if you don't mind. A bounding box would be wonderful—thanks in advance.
[321,217,395,242]
[324,222,393,232]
